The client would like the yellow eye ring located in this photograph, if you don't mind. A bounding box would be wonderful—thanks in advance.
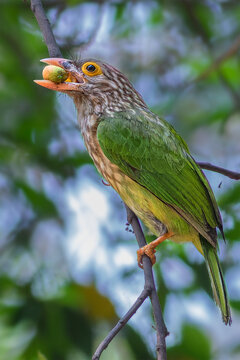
[82,62,102,77]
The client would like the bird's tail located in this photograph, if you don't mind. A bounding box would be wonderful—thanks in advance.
[200,235,232,325]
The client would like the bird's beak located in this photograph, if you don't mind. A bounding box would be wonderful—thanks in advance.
[34,57,85,92]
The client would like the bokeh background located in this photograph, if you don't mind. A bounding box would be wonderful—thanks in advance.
[0,1,240,359]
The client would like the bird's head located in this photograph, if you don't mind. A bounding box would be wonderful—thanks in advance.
[35,58,147,115]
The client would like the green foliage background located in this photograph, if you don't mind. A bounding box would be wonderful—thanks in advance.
[0,1,240,359]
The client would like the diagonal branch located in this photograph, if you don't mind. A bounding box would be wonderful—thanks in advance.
[125,206,168,360]
[92,206,169,360]
[31,0,62,57]
[92,288,150,360]
[198,162,240,180]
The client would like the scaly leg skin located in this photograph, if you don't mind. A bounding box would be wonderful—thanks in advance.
[137,232,174,269]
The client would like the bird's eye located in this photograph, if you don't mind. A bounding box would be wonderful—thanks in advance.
[86,64,96,72]
[82,62,102,77]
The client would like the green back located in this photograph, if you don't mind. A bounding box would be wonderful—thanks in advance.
[97,108,223,245]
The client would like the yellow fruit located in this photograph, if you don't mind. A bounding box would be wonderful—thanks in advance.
[42,65,68,83]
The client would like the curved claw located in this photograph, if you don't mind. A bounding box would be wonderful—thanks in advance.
[137,244,156,268]
[137,231,174,269]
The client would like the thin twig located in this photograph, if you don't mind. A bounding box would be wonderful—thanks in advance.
[92,288,150,360]
[31,0,62,57]
[198,162,240,180]
[92,206,169,360]
[125,206,168,360]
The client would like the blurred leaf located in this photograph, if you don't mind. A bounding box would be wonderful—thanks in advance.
[230,300,240,312]
[168,324,211,360]
[220,59,240,87]
[60,283,116,321]
[114,2,127,22]
[225,220,240,241]
[124,325,155,360]
[38,352,48,360]
[218,183,240,208]
[16,181,58,218]
[149,5,163,25]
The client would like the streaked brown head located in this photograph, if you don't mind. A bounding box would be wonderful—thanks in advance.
[35,58,147,115]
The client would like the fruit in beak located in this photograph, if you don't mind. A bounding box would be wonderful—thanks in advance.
[34,58,84,92]
[42,65,68,83]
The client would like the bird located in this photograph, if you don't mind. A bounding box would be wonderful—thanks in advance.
[35,57,231,325]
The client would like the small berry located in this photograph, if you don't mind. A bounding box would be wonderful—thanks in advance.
[42,65,68,83]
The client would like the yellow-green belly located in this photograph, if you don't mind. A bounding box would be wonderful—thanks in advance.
[107,170,202,254]
[84,130,202,254]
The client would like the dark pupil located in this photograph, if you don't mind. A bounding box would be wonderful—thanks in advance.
[86,64,96,72]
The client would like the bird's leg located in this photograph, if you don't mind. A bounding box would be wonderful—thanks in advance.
[137,232,174,269]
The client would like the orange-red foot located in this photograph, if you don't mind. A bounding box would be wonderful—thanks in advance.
[137,232,174,269]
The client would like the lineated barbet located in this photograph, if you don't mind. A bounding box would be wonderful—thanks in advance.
[35,58,231,325]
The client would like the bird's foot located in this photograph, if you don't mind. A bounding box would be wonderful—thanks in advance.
[137,244,157,269]
[137,232,174,269]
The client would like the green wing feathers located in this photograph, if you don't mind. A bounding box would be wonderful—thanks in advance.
[97,108,231,324]
[97,109,223,245]
[200,236,231,325]
[97,109,231,324]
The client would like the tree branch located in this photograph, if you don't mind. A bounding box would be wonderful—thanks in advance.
[92,208,168,360]
[31,0,62,57]
[125,206,168,360]
[92,288,150,360]
[198,162,240,180]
